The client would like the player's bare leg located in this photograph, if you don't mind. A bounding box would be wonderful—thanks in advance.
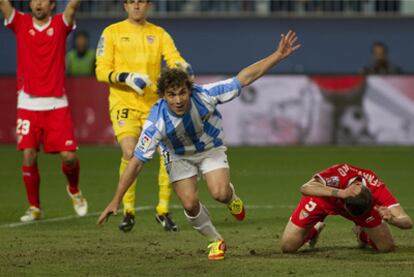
[204,168,245,221]
[20,148,42,222]
[280,221,309,253]
[60,151,87,217]
[363,222,395,252]
[173,176,225,260]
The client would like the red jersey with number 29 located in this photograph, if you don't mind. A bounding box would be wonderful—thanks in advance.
[6,11,73,97]
[314,164,399,216]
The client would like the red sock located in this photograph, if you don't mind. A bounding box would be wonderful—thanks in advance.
[359,230,378,250]
[304,225,318,244]
[62,159,80,195]
[22,165,40,208]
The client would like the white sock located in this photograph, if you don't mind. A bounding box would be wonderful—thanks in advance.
[184,203,222,241]
[228,182,238,202]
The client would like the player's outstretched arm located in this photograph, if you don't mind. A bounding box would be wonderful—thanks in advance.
[236,30,300,87]
[375,205,413,229]
[97,157,144,225]
[300,178,360,198]
[63,0,81,26]
[0,0,13,20]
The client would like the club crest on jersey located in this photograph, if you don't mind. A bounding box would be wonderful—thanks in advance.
[326,176,340,187]
[299,209,309,220]
[147,35,155,44]
[138,134,151,152]
[28,29,35,36]
[47,28,54,36]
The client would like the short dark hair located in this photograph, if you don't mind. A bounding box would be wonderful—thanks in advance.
[75,31,89,39]
[157,68,193,97]
[372,41,388,54]
[30,0,56,3]
[344,186,373,217]
[123,0,151,3]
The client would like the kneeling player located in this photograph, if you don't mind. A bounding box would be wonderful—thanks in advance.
[281,164,413,253]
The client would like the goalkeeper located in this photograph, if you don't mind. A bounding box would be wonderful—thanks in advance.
[95,0,192,232]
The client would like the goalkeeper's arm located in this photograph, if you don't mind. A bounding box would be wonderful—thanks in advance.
[0,0,13,20]
[108,72,152,95]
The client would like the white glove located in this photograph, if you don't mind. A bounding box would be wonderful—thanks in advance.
[124,73,152,95]
[175,62,194,78]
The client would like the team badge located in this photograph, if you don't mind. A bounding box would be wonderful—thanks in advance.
[65,140,74,146]
[138,134,151,152]
[299,209,309,220]
[29,29,35,36]
[47,28,54,36]
[326,176,340,187]
[147,35,155,44]
[97,36,105,57]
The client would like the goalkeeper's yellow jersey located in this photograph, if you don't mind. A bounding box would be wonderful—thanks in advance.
[96,19,187,112]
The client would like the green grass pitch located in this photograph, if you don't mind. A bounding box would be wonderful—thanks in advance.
[0,145,413,276]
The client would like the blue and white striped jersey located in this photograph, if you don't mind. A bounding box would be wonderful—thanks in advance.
[134,77,242,162]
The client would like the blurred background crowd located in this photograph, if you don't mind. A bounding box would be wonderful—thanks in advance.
[9,0,410,15]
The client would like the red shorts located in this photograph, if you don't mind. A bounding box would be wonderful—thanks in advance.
[16,107,78,153]
[290,196,382,229]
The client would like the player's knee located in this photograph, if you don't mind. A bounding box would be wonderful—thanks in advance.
[23,149,37,166]
[121,148,134,160]
[280,241,299,253]
[60,151,77,164]
[376,241,395,253]
[210,184,231,203]
[181,198,199,215]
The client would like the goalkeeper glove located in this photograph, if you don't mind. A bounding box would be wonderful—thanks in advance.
[175,62,194,78]
[117,72,152,95]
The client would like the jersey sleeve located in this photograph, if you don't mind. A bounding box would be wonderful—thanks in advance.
[95,27,115,83]
[160,29,187,68]
[5,9,21,32]
[60,13,75,34]
[372,184,399,208]
[134,121,162,163]
[314,164,345,189]
[200,77,242,106]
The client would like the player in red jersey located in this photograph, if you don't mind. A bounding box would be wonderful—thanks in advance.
[281,164,412,253]
[0,0,87,222]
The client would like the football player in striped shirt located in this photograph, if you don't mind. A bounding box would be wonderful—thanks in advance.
[98,30,301,260]
[96,0,192,232]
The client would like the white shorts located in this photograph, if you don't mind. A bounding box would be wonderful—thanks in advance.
[165,146,229,183]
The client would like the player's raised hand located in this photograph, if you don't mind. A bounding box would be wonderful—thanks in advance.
[175,62,194,78]
[97,201,119,225]
[276,30,301,60]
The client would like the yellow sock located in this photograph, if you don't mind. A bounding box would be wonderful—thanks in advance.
[120,158,137,215]
[156,155,172,215]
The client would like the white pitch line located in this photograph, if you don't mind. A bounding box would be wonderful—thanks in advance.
[0,204,276,229]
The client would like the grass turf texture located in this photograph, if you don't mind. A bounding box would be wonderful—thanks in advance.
[0,145,413,276]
